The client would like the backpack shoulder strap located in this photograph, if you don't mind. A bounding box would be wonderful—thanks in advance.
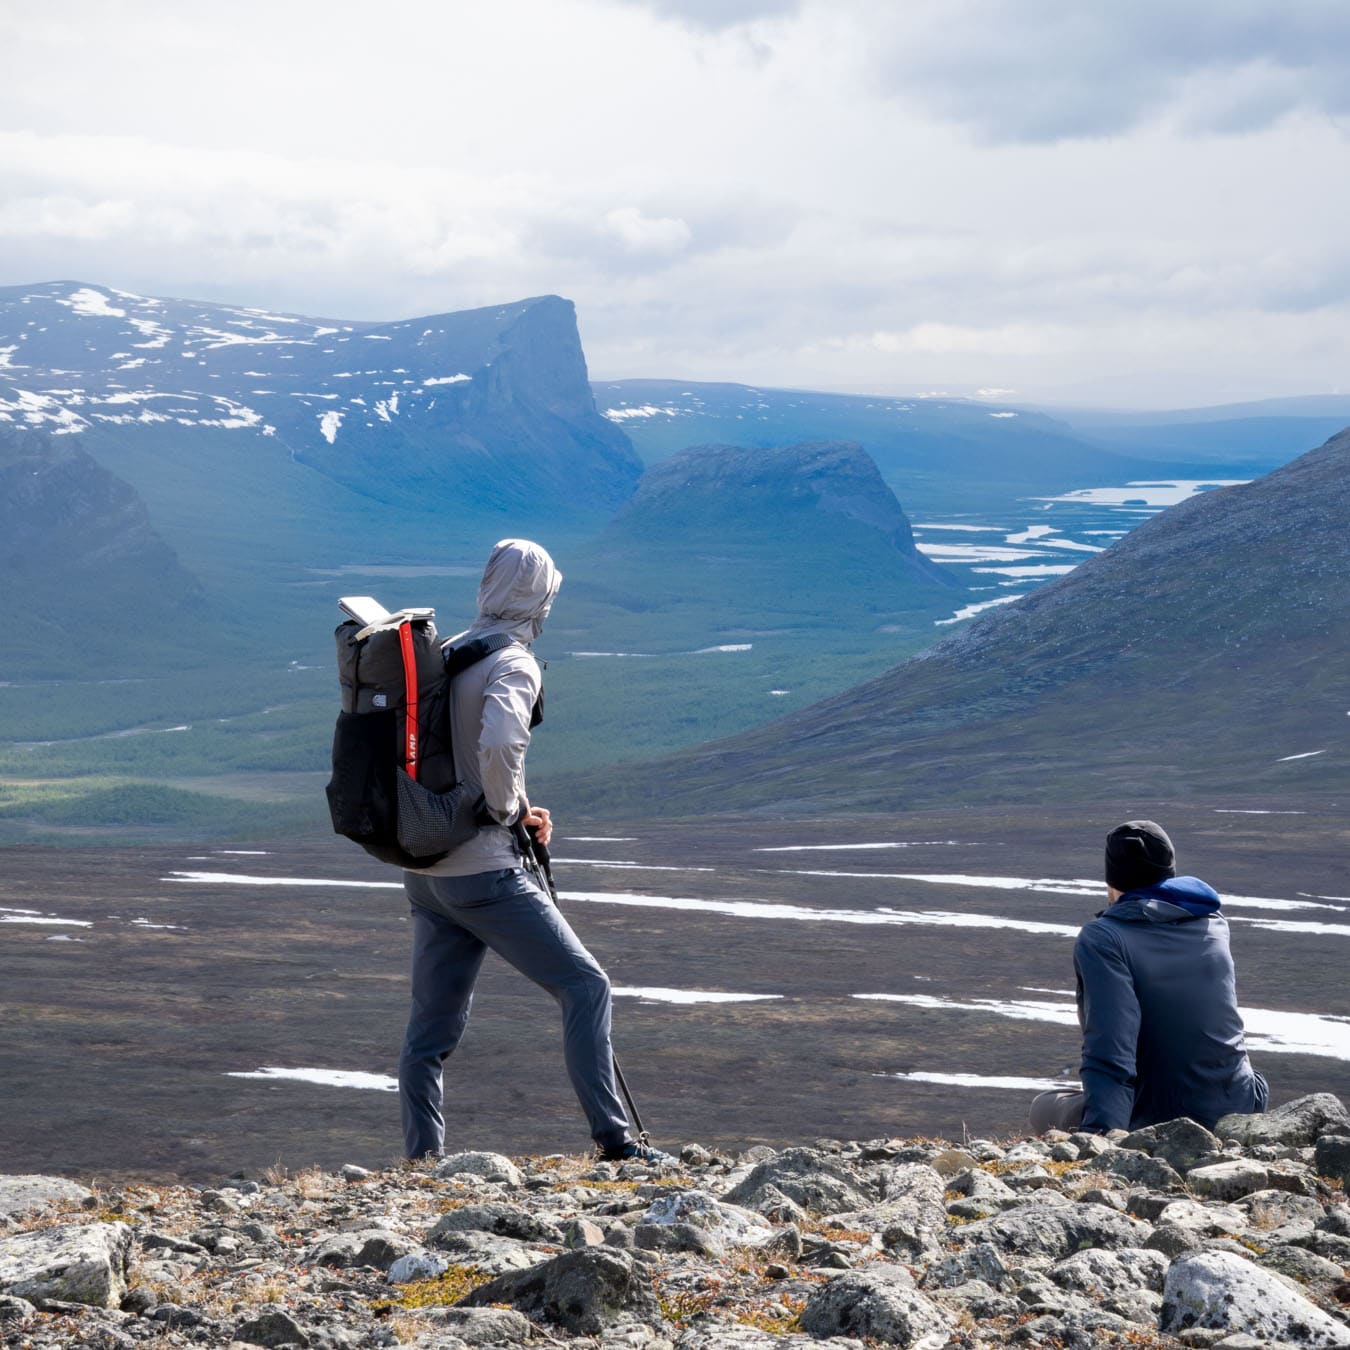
[442,631,516,677]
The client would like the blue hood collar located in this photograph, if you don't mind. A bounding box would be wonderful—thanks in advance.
[1105,875,1221,923]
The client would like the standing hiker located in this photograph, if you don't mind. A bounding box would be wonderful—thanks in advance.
[1029,820,1268,1134]
[398,538,668,1164]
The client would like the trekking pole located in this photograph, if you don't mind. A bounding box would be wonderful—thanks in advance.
[517,822,651,1146]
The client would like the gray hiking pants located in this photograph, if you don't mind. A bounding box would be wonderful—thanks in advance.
[1028,1088,1086,1133]
[399,867,631,1160]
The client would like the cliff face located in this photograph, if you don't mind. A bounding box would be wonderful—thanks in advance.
[0,283,642,519]
[564,427,1350,813]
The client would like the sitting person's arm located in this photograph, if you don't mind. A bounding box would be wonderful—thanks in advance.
[1074,925,1140,1132]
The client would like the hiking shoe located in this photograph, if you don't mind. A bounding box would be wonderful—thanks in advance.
[598,1140,674,1166]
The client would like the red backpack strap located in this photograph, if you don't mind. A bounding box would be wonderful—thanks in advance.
[398,620,419,780]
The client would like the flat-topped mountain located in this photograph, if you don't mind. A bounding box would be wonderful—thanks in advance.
[0,282,641,518]
[563,427,1350,812]
[561,440,961,645]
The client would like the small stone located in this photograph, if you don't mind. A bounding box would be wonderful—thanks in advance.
[434,1151,523,1186]
[764,1262,789,1279]
[1075,1188,1126,1210]
[120,1286,158,1315]
[429,1202,564,1245]
[339,1165,371,1183]
[387,1251,449,1283]
[0,1294,36,1323]
[235,1303,311,1348]
[1188,1160,1270,1201]
[823,1250,852,1268]
[928,1148,977,1176]
[679,1143,714,1167]
[562,1217,607,1249]
[1147,1222,1202,1257]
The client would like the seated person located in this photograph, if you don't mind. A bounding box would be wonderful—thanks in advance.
[1030,820,1268,1134]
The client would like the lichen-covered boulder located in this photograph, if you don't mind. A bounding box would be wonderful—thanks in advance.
[1216,1092,1350,1148]
[429,1202,564,1245]
[723,1148,872,1215]
[0,1176,94,1219]
[1117,1118,1221,1173]
[434,1151,523,1186]
[302,1227,418,1270]
[953,1200,1151,1261]
[1160,1249,1350,1346]
[0,1221,133,1308]
[459,1247,661,1335]
[799,1264,950,1347]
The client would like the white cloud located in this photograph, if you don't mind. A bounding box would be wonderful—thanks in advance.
[0,0,1348,405]
[603,207,692,256]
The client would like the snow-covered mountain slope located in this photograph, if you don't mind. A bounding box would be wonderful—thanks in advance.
[0,282,641,515]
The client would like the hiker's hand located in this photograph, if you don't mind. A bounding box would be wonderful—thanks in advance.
[522,805,552,847]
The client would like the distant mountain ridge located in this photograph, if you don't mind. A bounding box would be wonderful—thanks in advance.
[0,281,640,517]
[560,427,1350,812]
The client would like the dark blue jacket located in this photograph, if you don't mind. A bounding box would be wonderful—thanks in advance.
[1075,876,1268,1132]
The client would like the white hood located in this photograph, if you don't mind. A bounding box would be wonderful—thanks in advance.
[473,538,562,642]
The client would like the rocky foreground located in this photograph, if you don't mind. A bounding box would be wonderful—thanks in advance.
[3,1095,1350,1350]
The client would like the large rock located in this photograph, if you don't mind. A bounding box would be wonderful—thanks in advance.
[1048,1247,1168,1297]
[434,1152,523,1186]
[1187,1159,1269,1201]
[1099,1149,1185,1191]
[723,1148,872,1216]
[1160,1249,1350,1346]
[0,1176,94,1218]
[234,1303,311,1348]
[429,1203,564,1245]
[953,1201,1151,1261]
[423,1306,532,1345]
[639,1190,774,1254]
[1216,1093,1350,1148]
[827,1163,946,1259]
[458,1247,661,1335]
[303,1227,418,1270]
[431,1229,540,1275]
[798,1264,950,1346]
[1118,1118,1221,1173]
[1315,1135,1350,1187]
[0,1221,133,1308]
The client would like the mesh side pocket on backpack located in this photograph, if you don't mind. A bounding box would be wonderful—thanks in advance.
[395,769,482,858]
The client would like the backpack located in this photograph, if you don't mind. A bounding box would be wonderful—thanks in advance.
[324,604,512,868]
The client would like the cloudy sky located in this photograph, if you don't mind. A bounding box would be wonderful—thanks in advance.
[2,0,1348,406]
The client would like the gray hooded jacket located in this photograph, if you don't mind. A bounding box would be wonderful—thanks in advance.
[413,539,562,878]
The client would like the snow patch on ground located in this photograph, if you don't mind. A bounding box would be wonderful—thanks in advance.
[936,595,1024,625]
[878,1071,1077,1092]
[612,987,783,1004]
[226,1067,398,1091]
[318,410,343,443]
[423,374,471,386]
[57,287,126,319]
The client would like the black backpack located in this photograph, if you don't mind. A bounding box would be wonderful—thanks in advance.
[324,610,511,868]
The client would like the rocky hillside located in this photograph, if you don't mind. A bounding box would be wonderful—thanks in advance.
[2,1096,1349,1349]
[0,424,204,675]
[0,281,641,518]
[564,427,1350,814]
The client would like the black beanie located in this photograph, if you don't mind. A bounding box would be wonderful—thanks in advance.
[1105,820,1176,893]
